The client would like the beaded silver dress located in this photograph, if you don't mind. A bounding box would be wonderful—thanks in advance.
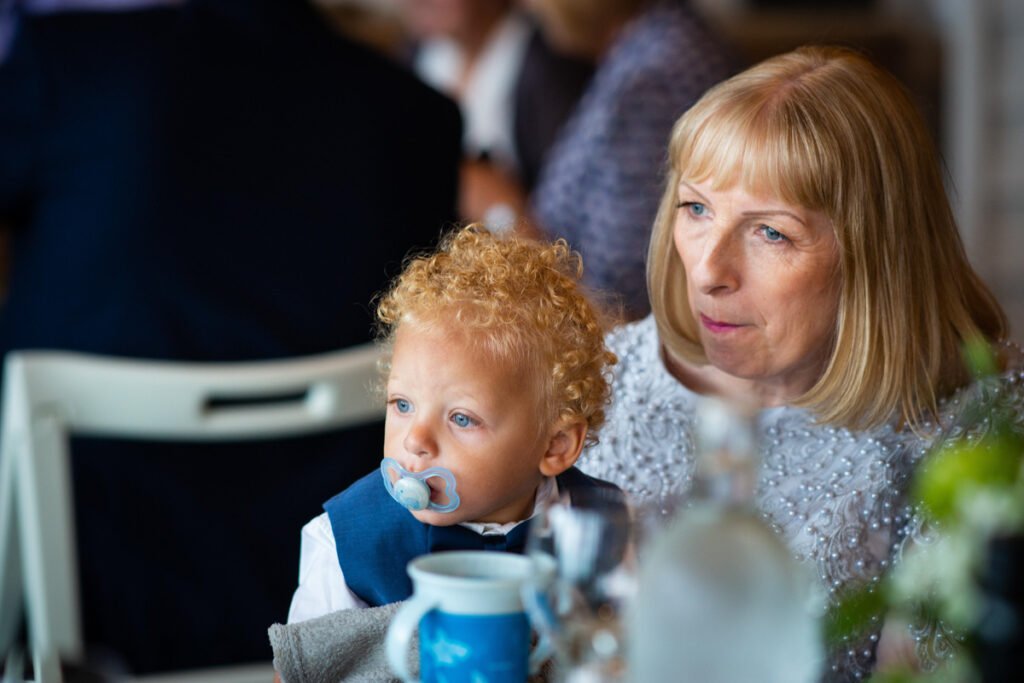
[577,315,1024,682]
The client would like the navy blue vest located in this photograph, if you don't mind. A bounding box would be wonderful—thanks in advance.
[324,466,620,607]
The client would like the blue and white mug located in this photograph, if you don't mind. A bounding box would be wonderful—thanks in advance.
[385,551,551,683]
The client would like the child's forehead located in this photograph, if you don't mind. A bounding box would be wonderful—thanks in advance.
[393,319,516,364]
[387,326,549,414]
[390,320,547,389]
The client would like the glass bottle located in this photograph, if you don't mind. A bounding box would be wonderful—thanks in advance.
[627,396,822,683]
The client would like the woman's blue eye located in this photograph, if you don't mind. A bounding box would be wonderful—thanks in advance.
[394,399,412,414]
[678,201,707,217]
[451,413,474,428]
[762,226,787,242]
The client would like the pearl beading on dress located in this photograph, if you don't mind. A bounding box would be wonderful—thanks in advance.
[579,316,1024,682]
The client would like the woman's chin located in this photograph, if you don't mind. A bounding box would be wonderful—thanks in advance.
[703,347,756,378]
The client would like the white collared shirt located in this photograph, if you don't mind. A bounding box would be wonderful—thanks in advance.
[413,10,531,173]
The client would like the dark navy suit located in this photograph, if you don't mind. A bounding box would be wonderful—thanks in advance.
[0,0,461,672]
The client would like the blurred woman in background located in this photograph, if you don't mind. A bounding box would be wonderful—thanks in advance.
[464,0,733,320]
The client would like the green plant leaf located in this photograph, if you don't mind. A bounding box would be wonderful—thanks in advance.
[825,583,888,645]
[913,438,1020,523]
[962,337,998,379]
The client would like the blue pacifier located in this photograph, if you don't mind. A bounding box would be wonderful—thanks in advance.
[380,457,461,513]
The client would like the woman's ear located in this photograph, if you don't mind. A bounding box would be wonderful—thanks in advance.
[539,418,588,477]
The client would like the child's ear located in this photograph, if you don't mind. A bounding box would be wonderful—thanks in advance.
[539,418,588,477]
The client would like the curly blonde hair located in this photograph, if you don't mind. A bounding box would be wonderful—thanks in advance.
[376,225,617,444]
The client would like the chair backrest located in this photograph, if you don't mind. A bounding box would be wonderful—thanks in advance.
[0,345,384,681]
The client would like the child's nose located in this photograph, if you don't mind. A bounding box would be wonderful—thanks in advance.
[403,420,437,459]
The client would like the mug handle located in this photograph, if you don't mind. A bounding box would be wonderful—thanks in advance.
[528,629,553,674]
[524,587,554,674]
[523,556,557,674]
[386,594,437,683]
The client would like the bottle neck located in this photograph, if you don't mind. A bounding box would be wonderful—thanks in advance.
[690,397,759,507]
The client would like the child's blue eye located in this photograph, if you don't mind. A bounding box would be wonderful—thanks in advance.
[394,399,412,414]
[451,413,474,428]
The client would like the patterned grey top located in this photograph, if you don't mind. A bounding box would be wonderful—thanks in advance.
[530,2,731,319]
[578,315,1024,681]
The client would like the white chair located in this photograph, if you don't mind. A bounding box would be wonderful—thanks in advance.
[0,345,385,682]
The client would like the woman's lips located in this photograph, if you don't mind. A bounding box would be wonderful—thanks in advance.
[700,313,743,333]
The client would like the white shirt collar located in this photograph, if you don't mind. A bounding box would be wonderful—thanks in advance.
[461,475,559,536]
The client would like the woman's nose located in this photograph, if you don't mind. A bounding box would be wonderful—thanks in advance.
[403,419,437,459]
[691,231,740,295]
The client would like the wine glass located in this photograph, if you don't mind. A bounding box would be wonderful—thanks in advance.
[522,486,636,683]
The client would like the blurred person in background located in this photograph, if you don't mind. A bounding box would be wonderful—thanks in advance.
[462,0,734,321]
[0,0,460,673]
[397,0,592,216]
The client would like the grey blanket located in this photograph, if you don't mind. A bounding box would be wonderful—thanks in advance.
[268,603,414,683]
[269,604,553,683]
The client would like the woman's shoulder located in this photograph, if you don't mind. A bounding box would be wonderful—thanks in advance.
[603,316,700,416]
[931,340,1024,439]
[582,317,699,499]
[605,315,666,378]
[945,341,1024,410]
[997,339,1024,381]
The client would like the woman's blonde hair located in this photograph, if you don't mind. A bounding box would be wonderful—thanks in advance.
[647,45,1007,432]
[377,225,617,444]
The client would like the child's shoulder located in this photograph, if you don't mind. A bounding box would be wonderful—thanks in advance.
[558,466,624,495]
[324,468,385,511]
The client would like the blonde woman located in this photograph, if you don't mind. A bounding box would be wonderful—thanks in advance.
[578,45,1023,679]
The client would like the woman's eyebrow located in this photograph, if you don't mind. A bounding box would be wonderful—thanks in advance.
[678,181,710,204]
[740,209,808,226]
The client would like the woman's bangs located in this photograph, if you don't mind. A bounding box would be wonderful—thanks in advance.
[674,96,832,211]
[753,101,835,211]
[673,105,748,189]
